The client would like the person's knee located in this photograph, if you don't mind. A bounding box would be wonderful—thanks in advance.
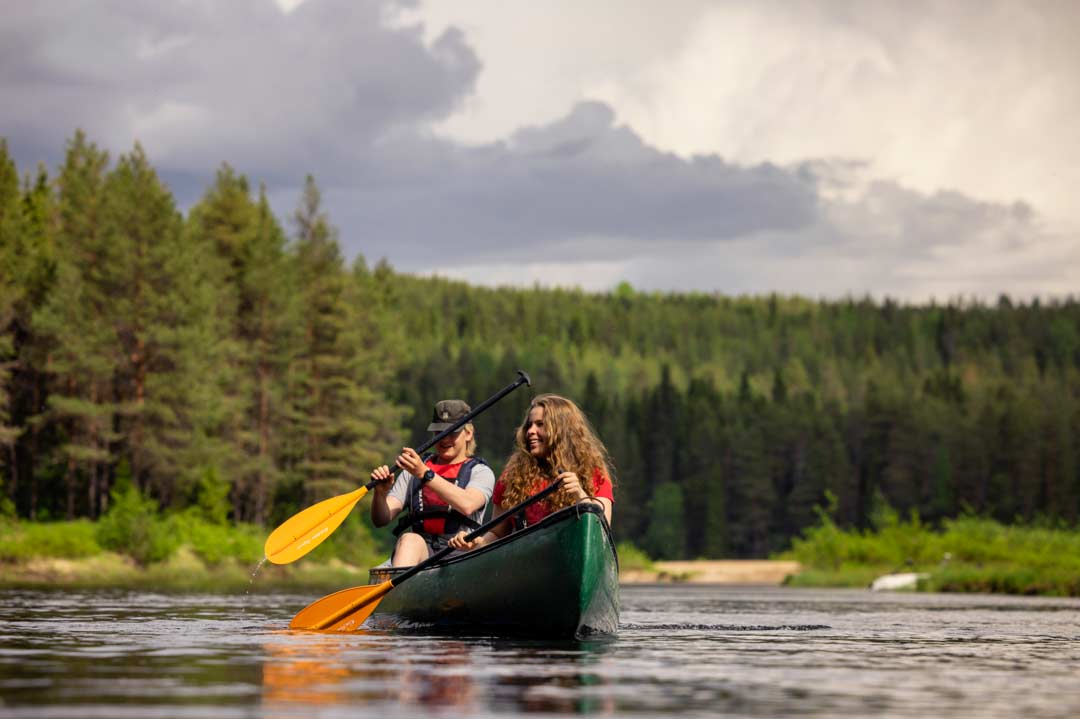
[392,534,429,566]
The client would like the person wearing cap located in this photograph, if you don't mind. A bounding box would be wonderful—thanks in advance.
[369,399,496,566]
[449,394,614,553]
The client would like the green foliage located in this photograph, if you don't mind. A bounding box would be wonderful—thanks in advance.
[95,478,179,566]
[192,466,231,525]
[615,541,655,571]
[0,519,102,561]
[170,510,263,566]
[786,490,845,570]
[0,488,14,519]
[642,482,686,560]
[780,502,1080,596]
[928,564,1080,596]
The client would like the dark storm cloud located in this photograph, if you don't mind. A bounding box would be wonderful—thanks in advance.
[316,101,821,265]
[0,0,478,184]
[0,0,820,266]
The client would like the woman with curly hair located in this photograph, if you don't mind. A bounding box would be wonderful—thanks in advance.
[449,394,613,552]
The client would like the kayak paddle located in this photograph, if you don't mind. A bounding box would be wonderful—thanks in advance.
[263,370,532,564]
[289,478,562,630]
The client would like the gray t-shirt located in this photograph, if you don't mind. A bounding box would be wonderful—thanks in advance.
[388,459,495,534]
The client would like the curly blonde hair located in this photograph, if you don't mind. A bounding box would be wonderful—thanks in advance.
[499,394,615,510]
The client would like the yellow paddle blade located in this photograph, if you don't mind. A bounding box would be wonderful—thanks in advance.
[289,581,394,631]
[264,487,368,564]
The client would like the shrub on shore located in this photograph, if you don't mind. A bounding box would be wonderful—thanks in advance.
[780,493,1080,596]
[615,542,655,571]
[0,518,102,561]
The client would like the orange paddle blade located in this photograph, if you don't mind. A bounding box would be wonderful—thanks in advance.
[264,487,368,564]
[289,581,394,631]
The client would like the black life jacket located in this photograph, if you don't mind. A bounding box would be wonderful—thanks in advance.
[393,455,487,538]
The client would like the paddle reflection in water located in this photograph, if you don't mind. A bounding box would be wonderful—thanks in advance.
[260,631,482,715]
[261,632,372,708]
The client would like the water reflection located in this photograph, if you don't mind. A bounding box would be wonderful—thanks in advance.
[484,639,617,715]
[4,588,1080,718]
[261,633,367,707]
[496,672,614,714]
[261,632,487,714]
[259,630,616,716]
[399,641,479,710]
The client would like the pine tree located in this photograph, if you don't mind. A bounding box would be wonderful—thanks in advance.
[642,481,686,559]
[286,176,404,503]
[0,141,22,494]
[681,377,727,557]
[186,168,298,523]
[93,143,232,506]
[30,133,115,517]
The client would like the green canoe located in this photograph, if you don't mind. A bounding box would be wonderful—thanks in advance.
[365,503,620,638]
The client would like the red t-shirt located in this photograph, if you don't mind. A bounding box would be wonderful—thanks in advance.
[492,468,613,526]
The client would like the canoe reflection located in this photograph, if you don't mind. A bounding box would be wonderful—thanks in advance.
[398,643,477,709]
[495,669,615,713]
[261,632,613,715]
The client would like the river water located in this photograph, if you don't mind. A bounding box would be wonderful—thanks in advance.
[0,585,1077,718]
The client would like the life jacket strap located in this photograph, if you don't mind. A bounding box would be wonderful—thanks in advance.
[392,509,481,537]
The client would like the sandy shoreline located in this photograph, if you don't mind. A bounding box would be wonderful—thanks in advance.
[620,560,801,585]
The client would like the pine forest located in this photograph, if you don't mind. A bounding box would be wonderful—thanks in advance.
[2,134,1079,562]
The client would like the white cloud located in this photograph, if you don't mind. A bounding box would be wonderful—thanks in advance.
[415,0,1080,230]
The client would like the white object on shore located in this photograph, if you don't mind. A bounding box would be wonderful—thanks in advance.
[870,572,929,592]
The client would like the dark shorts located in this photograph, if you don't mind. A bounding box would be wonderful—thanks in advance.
[421,533,451,555]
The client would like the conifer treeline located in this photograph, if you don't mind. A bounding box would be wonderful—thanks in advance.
[0,134,405,527]
[2,134,1079,558]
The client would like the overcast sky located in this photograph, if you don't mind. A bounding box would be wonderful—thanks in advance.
[2,0,1077,301]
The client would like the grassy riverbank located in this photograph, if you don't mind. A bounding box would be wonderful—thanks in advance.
[778,497,1080,596]
[7,484,1079,597]
[0,484,386,592]
[0,519,379,592]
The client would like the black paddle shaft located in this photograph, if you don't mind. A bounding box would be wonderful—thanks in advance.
[362,370,532,492]
[392,478,562,586]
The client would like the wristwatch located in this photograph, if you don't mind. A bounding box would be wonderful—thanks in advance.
[421,469,436,483]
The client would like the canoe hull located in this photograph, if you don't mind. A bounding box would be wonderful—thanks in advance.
[366,504,619,638]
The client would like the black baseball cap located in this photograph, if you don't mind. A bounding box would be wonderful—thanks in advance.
[427,399,471,432]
